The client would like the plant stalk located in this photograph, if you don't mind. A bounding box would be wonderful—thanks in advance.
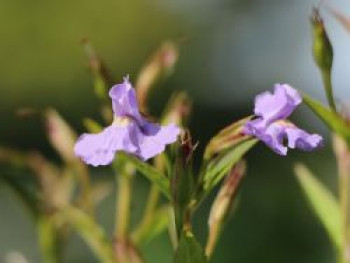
[322,69,336,112]
[115,172,132,241]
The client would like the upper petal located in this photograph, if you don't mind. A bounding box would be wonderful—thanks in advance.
[109,77,142,121]
[74,125,130,166]
[254,84,302,124]
[285,126,323,151]
[132,122,181,160]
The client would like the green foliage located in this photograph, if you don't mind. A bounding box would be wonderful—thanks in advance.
[37,216,61,263]
[295,163,341,249]
[60,206,115,263]
[174,231,207,263]
[200,117,257,196]
[171,137,196,237]
[202,138,257,194]
[311,8,335,110]
[303,94,350,143]
[122,153,170,199]
[132,205,170,246]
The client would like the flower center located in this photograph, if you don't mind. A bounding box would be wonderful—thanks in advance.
[275,119,295,128]
[112,116,132,127]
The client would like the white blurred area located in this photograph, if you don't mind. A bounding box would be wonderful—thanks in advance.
[4,251,29,263]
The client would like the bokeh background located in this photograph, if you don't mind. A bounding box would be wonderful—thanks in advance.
[1,0,350,262]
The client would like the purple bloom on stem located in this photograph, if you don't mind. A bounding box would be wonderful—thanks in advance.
[74,76,181,166]
[243,84,323,155]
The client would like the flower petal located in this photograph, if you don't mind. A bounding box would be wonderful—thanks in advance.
[242,118,266,137]
[285,126,323,151]
[74,125,132,166]
[131,122,181,160]
[243,120,323,155]
[109,76,143,122]
[254,84,302,124]
[257,122,288,155]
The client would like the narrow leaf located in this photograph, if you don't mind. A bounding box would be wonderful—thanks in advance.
[303,94,350,143]
[174,231,207,263]
[60,206,115,263]
[120,153,170,199]
[294,163,341,249]
[203,138,257,193]
[131,205,170,245]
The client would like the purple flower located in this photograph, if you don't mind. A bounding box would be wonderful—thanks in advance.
[243,84,323,155]
[74,76,181,166]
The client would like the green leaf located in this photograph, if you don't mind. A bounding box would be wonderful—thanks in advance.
[60,206,115,263]
[303,94,350,143]
[120,153,170,199]
[203,138,257,193]
[174,231,207,263]
[294,163,341,249]
[131,205,170,245]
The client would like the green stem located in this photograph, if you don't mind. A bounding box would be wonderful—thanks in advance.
[131,185,160,244]
[38,215,61,263]
[73,163,93,215]
[335,136,350,263]
[340,161,350,263]
[115,172,132,240]
[322,69,337,112]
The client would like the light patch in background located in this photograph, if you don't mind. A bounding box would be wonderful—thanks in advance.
[156,0,350,107]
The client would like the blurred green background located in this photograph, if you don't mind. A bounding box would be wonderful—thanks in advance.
[1,0,350,262]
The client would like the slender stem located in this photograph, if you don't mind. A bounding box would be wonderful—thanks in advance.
[38,215,63,263]
[340,160,350,263]
[322,69,337,112]
[131,185,160,244]
[115,172,132,240]
[334,136,350,263]
[168,207,178,250]
[74,163,93,214]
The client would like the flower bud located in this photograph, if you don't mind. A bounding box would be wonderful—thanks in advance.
[311,8,333,71]
[204,116,252,160]
[45,109,77,163]
[311,8,336,110]
[82,38,113,122]
[206,161,246,257]
[135,41,178,112]
[161,91,191,127]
